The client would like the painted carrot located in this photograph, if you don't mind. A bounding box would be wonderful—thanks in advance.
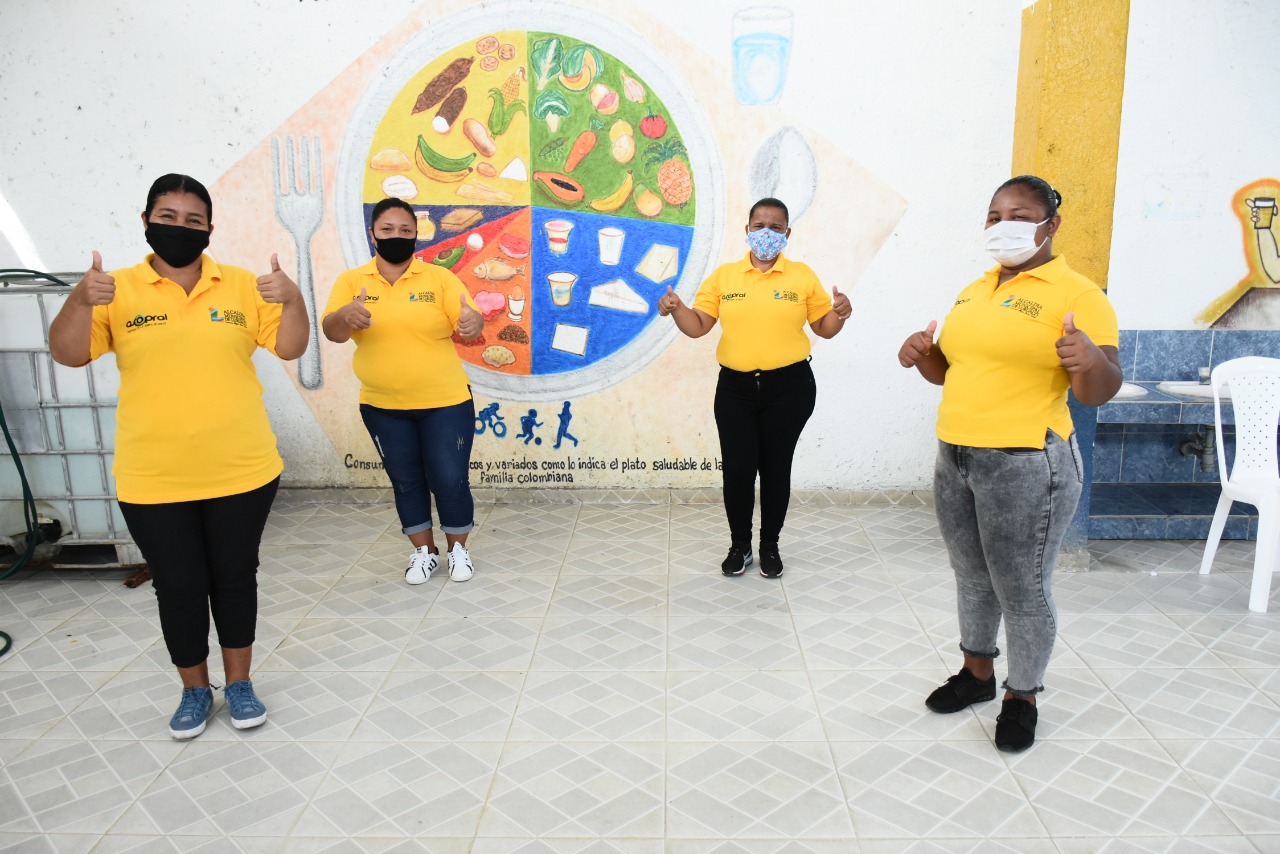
[564,118,603,173]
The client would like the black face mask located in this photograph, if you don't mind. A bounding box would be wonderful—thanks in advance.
[374,236,416,265]
[145,223,210,268]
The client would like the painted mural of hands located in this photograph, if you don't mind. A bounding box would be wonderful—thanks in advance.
[657,285,683,317]
[1247,198,1280,284]
[831,285,851,320]
[74,251,116,306]
[897,320,937,368]
[256,253,303,305]
[456,294,484,340]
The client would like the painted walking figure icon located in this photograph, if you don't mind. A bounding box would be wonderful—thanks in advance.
[554,401,579,449]
[475,402,507,437]
[517,409,543,446]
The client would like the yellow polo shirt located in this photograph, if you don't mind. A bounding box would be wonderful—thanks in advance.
[323,258,477,409]
[692,253,833,371]
[87,255,284,504]
[936,255,1119,448]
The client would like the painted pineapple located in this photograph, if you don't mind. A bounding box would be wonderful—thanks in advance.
[645,139,692,206]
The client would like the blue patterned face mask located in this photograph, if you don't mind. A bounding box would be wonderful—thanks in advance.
[746,228,787,261]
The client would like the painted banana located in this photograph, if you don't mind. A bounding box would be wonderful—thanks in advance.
[415,134,475,183]
[588,170,634,212]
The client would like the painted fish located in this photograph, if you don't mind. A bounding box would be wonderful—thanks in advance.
[472,258,526,281]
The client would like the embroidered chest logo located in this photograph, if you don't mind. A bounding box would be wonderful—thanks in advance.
[124,313,169,331]
[999,296,1042,318]
[773,290,799,302]
[721,292,747,302]
[954,297,971,306]
[359,294,380,304]
[408,292,437,303]
[208,308,247,328]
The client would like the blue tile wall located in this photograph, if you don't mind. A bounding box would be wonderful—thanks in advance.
[1211,329,1280,364]
[1118,329,1137,380]
[1118,428,1196,482]
[1092,429,1123,482]
[1089,516,1168,539]
[1134,330,1211,381]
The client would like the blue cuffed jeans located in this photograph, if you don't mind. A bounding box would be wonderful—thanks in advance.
[360,400,475,535]
[933,430,1083,696]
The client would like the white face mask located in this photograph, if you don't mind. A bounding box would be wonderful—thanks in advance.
[983,217,1049,267]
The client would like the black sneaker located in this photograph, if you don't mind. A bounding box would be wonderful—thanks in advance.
[758,542,783,578]
[924,667,997,713]
[721,542,753,576]
[994,697,1038,751]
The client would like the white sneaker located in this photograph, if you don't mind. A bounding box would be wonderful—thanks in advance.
[448,541,474,582]
[405,547,438,585]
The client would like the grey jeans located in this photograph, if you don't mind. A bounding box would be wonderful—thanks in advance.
[933,431,1084,696]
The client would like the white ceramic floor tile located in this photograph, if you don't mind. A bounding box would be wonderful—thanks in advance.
[205,670,381,742]
[1058,614,1227,669]
[9,618,153,672]
[471,838,661,853]
[783,571,912,616]
[351,669,523,742]
[831,740,1045,838]
[532,616,665,671]
[547,576,667,617]
[855,507,941,540]
[482,505,580,540]
[667,741,853,839]
[427,575,556,619]
[1095,668,1280,740]
[668,616,805,671]
[1160,738,1280,834]
[258,542,367,577]
[1007,738,1239,837]
[794,614,941,671]
[0,575,115,623]
[471,537,569,575]
[666,670,825,742]
[809,670,991,743]
[573,506,671,541]
[399,617,542,671]
[510,670,665,741]
[477,742,664,837]
[1169,613,1280,668]
[113,740,341,836]
[561,539,667,575]
[260,618,414,672]
[0,832,96,853]
[668,575,788,617]
[667,842,862,854]
[874,538,950,574]
[977,668,1152,741]
[292,741,502,837]
[1052,839,1257,854]
[2,738,183,834]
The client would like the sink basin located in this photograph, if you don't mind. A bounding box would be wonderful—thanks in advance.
[1113,382,1148,400]
[1156,381,1229,400]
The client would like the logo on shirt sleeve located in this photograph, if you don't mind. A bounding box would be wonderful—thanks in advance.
[208,307,247,327]
[999,296,1042,318]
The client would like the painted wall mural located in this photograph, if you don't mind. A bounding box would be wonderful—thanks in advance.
[1199,178,1280,328]
[205,1,904,488]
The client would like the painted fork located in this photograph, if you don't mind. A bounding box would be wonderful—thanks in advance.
[271,135,325,390]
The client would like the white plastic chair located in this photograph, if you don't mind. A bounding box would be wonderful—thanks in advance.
[1199,356,1280,613]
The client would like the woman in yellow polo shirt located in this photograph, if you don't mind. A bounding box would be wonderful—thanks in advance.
[898,175,1121,752]
[48,173,309,740]
[659,197,851,578]
[323,198,484,586]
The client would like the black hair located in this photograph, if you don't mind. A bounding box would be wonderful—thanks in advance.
[145,174,212,222]
[994,175,1063,218]
[748,196,789,226]
[370,197,416,226]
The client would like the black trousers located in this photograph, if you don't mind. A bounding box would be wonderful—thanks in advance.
[118,477,279,668]
[713,359,817,545]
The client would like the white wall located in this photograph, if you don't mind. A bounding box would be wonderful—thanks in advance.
[1109,0,1280,329]
[0,0,1025,490]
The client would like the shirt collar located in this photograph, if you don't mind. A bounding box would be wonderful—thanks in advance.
[985,254,1069,287]
[359,256,427,286]
[138,253,221,287]
[736,251,789,275]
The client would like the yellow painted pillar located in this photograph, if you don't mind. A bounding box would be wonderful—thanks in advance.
[1012,0,1130,291]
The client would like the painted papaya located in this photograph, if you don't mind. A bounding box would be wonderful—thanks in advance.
[533,171,585,204]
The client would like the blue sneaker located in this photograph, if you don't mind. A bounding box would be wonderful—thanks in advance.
[225,680,267,730]
[169,686,213,739]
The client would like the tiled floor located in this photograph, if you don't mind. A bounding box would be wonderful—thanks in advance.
[1,494,1279,852]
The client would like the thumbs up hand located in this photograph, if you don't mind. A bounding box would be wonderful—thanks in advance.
[657,285,684,317]
[898,320,938,368]
[1055,310,1097,374]
[73,251,116,306]
[456,292,484,340]
[341,286,373,330]
[831,285,851,320]
[256,253,302,305]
